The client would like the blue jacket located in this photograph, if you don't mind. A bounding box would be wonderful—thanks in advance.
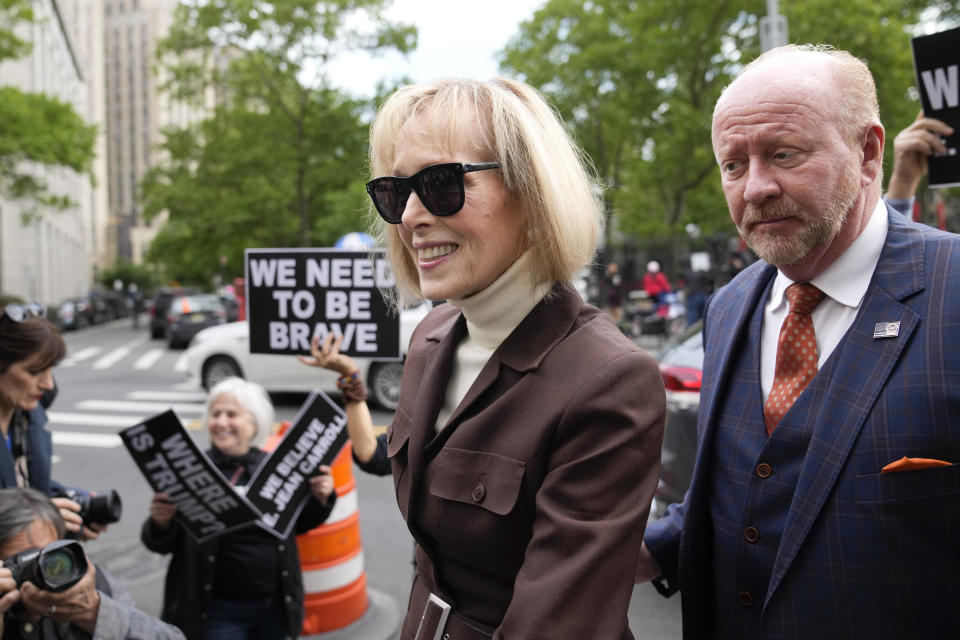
[646,207,960,639]
[1,405,57,494]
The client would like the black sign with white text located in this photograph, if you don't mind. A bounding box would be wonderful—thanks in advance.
[912,26,960,187]
[245,248,400,357]
[245,391,348,539]
[120,412,262,542]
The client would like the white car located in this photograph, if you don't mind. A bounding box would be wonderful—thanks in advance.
[184,302,431,410]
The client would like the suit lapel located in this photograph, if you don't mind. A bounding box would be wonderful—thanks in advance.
[765,209,925,608]
[689,263,776,498]
[405,311,466,514]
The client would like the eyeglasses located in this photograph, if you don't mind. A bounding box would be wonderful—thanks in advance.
[365,162,502,224]
[2,302,46,323]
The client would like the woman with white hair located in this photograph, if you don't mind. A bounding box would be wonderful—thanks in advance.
[302,77,665,640]
[140,377,336,640]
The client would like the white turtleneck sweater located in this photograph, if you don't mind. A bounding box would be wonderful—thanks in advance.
[436,251,553,431]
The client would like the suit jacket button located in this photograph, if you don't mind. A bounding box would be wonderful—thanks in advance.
[756,463,772,478]
[472,483,486,502]
[744,527,759,543]
[738,590,753,607]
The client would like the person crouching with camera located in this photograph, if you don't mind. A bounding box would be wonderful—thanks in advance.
[0,487,185,640]
[141,378,337,640]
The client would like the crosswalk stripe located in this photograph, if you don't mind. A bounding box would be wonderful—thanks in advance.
[174,353,188,372]
[52,432,122,448]
[59,346,101,368]
[93,336,151,370]
[48,411,204,430]
[75,399,205,414]
[126,390,207,402]
[133,348,164,370]
[47,412,150,428]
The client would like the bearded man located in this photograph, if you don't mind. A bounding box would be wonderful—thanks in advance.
[636,44,960,640]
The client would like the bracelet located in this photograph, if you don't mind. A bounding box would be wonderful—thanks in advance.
[336,371,368,404]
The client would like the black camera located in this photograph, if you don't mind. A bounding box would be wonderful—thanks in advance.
[57,488,122,527]
[2,540,88,592]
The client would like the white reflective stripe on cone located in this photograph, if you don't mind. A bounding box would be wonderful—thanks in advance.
[324,489,357,525]
[302,548,365,593]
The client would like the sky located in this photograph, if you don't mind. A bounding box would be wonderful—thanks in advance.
[326,0,546,97]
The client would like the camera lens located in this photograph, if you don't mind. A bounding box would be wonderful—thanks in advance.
[39,550,76,589]
[86,490,122,525]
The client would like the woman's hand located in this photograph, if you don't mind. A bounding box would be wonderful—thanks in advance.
[308,466,336,505]
[298,333,357,376]
[149,493,178,528]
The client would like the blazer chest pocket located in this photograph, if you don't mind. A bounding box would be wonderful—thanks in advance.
[855,463,960,506]
[429,447,525,516]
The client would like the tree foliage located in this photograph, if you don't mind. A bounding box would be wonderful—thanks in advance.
[501,0,958,247]
[140,0,415,286]
[0,0,97,219]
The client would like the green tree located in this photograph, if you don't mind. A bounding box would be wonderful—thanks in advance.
[0,0,97,218]
[501,0,956,248]
[98,260,157,293]
[140,0,415,285]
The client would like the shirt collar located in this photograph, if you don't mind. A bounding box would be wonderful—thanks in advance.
[769,198,888,311]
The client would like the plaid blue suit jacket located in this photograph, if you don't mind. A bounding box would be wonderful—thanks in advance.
[645,207,960,639]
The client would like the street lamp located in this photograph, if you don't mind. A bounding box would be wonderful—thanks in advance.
[760,0,789,52]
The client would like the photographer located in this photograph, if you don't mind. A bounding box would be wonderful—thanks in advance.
[0,487,185,640]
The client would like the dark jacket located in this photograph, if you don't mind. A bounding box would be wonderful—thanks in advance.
[391,283,665,640]
[140,447,336,640]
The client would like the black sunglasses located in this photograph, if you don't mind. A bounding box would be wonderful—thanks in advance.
[2,302,46,323]
[365,162,502,224]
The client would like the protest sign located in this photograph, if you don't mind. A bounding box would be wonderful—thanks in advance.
[245,391,348,539]
[245,248,400,357]
[120,411,261,542]
[912,26,960,187]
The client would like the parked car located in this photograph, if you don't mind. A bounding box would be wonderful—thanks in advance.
[148,287,197,339]
[165,293,227,348]
[184,302,432,411]
[653,320,703,518]
[56,297,96,331]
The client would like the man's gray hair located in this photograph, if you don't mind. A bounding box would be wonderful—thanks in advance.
[0,487,66,547]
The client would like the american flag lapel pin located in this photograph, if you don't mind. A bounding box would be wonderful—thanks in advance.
[873,321,900,339]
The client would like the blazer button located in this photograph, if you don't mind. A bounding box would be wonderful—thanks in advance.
[738,590,753,607]
[472,483,486,502]
[756,463,772,478]
[744,527,759,543]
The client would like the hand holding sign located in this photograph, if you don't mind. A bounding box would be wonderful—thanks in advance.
[298,333,357,376]
[889,112,955,199]
[307,466,335,506]
[149,493,178,528]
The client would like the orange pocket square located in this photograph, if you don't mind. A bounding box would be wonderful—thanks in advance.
[881,456,952,474]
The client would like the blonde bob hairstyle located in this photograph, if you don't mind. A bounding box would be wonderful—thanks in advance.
[368,77,604,306]
[205,377,274,449]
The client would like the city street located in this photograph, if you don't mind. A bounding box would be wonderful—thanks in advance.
[48,320,680,639]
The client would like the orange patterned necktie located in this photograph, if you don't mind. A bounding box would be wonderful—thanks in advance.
[763,283,825,435]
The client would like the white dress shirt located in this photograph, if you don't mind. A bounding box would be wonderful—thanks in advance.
[760,199,889,403]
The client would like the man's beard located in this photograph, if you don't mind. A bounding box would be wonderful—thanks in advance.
[737,168,860,267]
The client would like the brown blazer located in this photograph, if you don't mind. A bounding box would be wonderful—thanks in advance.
[389,283,665,640]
